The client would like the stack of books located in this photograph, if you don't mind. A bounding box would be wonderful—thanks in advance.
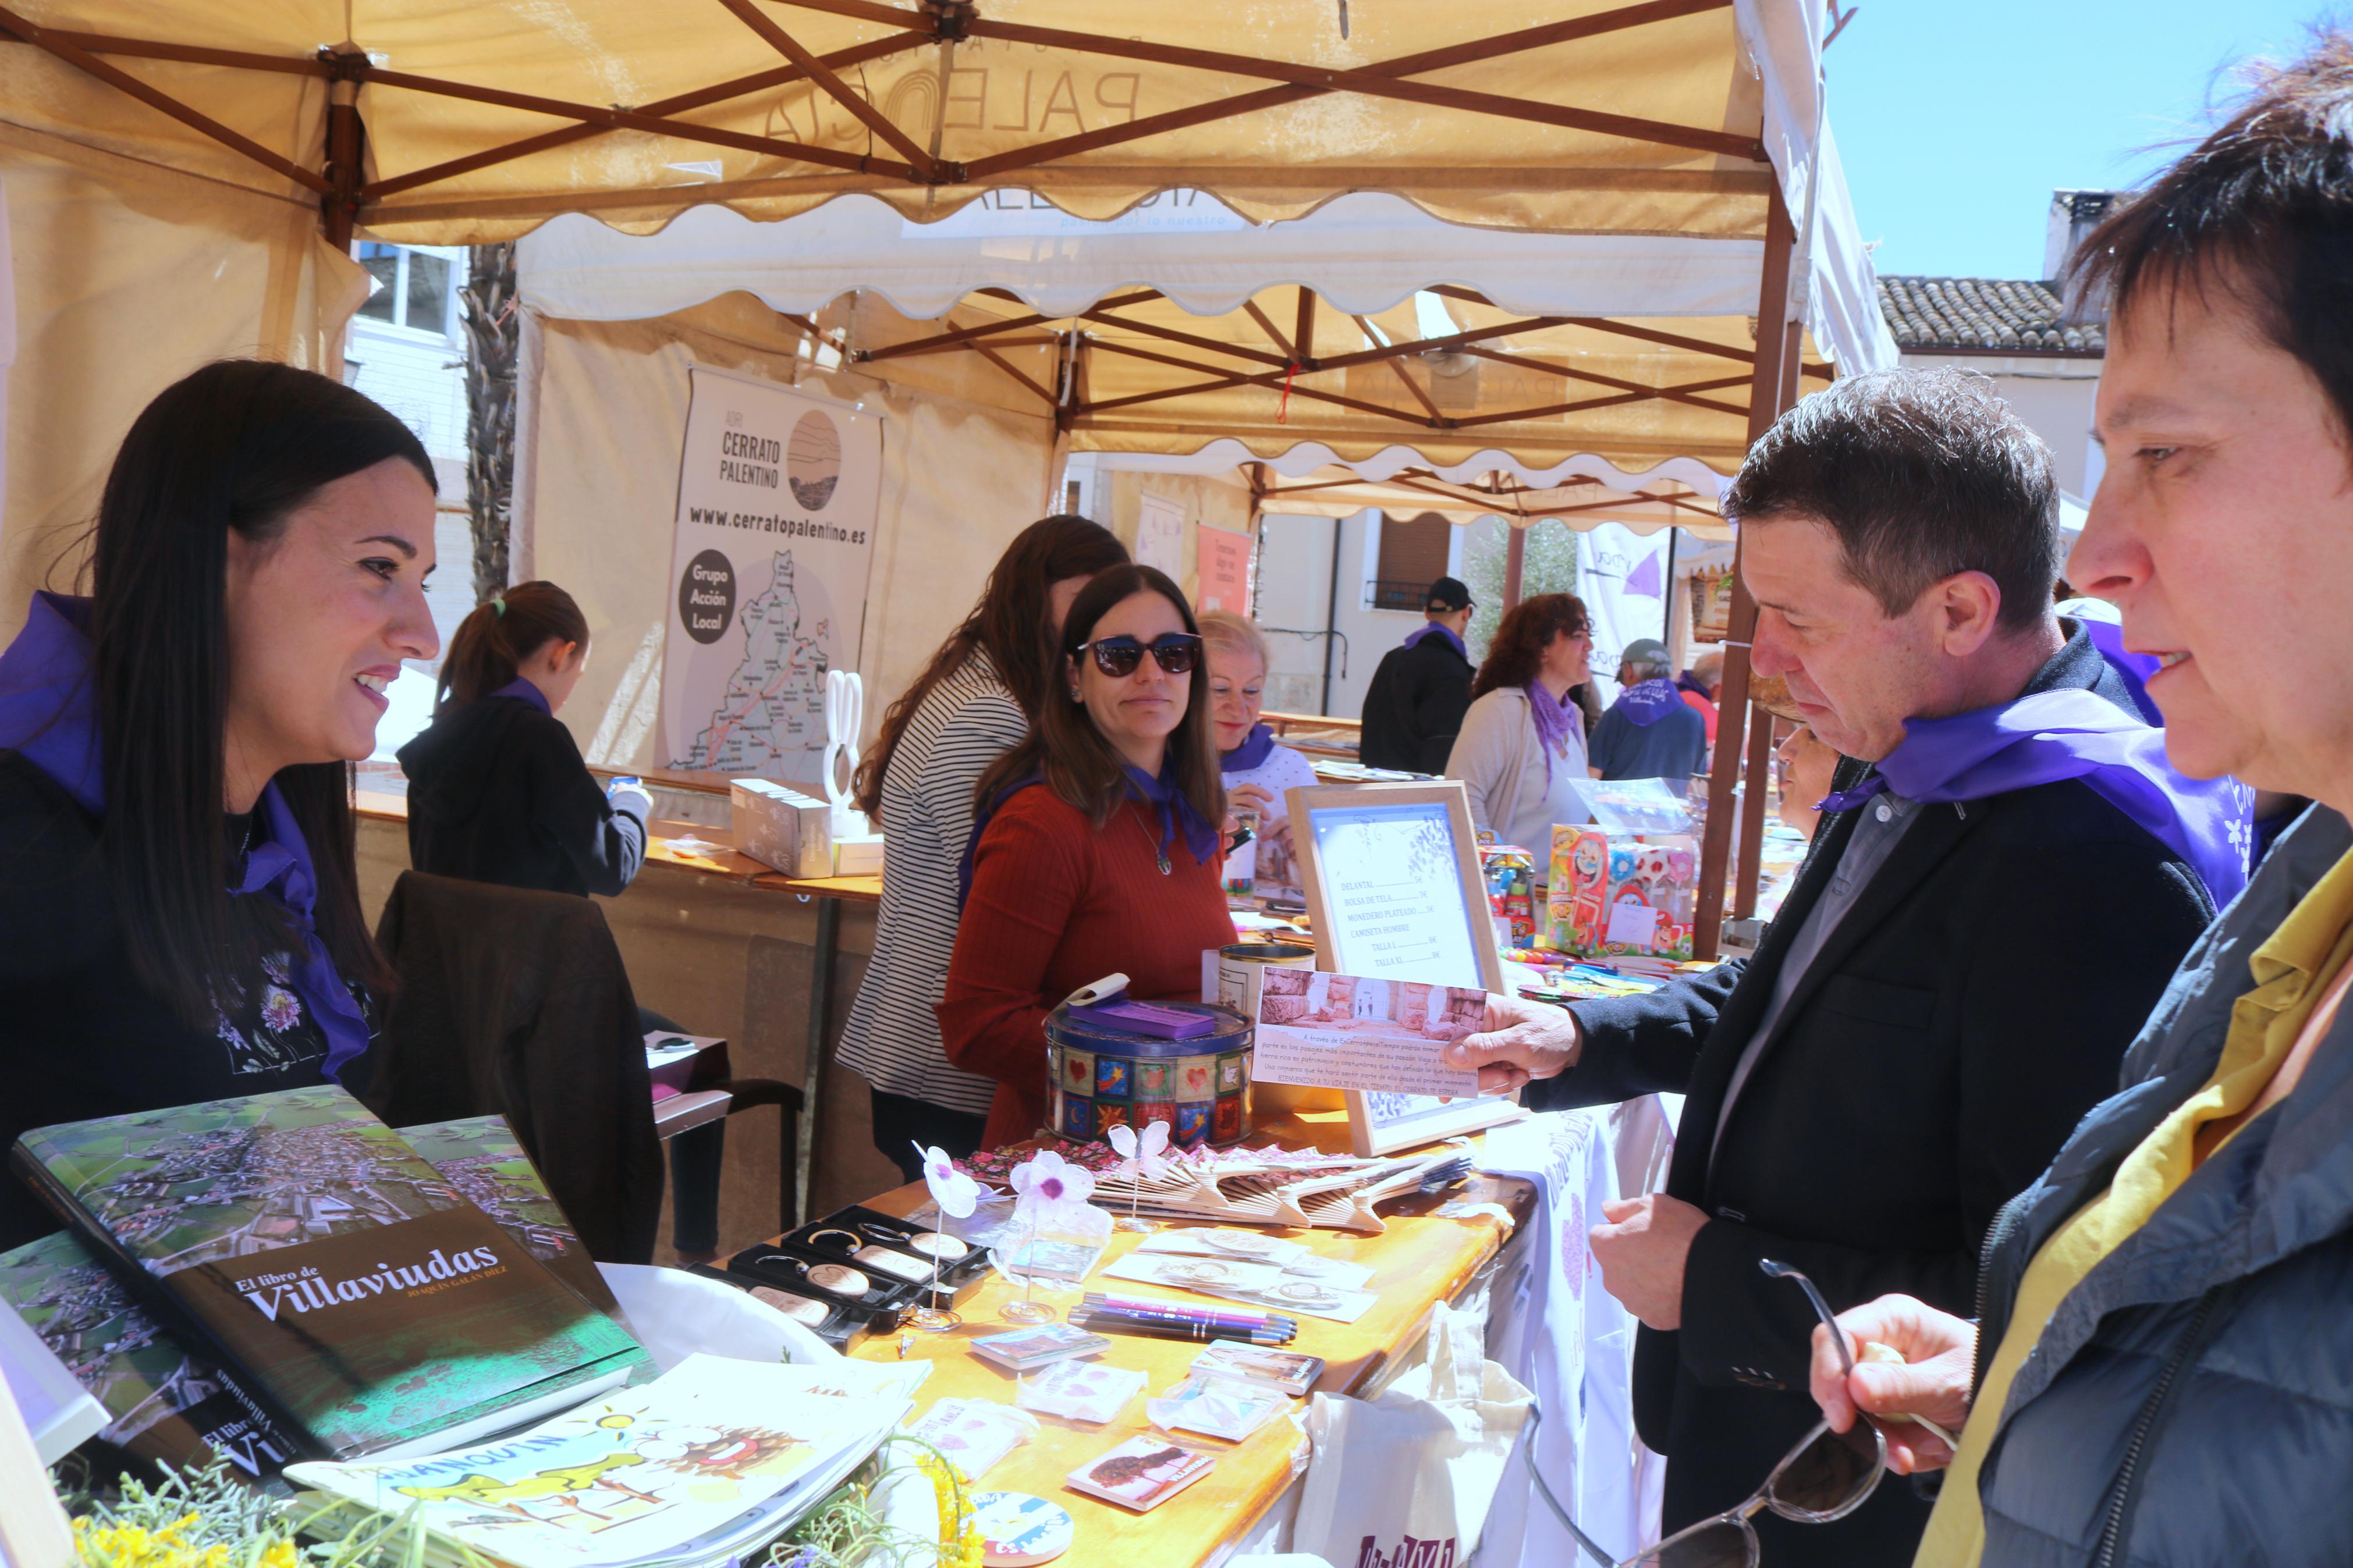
[1,1084,908,1567]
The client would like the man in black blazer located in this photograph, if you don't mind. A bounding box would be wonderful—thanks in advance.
[1451,370,2221,1564]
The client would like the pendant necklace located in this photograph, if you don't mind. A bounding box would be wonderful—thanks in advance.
[1134,808,1172,874]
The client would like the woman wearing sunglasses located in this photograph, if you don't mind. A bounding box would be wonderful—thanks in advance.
[1804,40,2353,1567]
[840,515,1127,1181]
[938,564,1233,1149]
[1446,593,1596,858]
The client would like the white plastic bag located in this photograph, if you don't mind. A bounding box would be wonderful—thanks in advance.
[1290,1300,1534,1568]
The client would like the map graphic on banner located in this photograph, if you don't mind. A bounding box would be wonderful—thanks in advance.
[662,368,879,785]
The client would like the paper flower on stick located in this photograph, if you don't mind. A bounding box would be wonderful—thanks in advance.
[1107,1119,1171,1183]
[1008,1147,1096,1222]
[914,1142,981,1220]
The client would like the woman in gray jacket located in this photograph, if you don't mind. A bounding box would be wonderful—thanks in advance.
[1807,40,2353,1567]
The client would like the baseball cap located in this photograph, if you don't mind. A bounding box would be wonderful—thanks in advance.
[1424,576,1475,613]
[1620,637,1671,666]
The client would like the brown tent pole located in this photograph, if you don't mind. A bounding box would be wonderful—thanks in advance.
[322,53,366,249]
[1692,186,1796,960]
[1503,520,1527,612]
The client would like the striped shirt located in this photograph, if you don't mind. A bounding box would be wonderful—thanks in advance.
[836,653,1026,1115]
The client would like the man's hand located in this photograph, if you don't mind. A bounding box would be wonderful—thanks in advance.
[1588,1193,1709,1330]
[1807,1294,1975,1475]
[1442,993,1582,1095]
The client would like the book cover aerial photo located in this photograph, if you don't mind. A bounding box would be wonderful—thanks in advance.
[14,1084,645,1459]
[402,1115,620,1314]
[0,1228,302,1481]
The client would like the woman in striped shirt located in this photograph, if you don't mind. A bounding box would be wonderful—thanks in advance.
[840,515,1127,1181]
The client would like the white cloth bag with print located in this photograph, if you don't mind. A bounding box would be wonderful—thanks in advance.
[1291,1299,1535,1568]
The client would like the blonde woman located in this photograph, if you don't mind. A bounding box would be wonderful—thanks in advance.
[1199,610,1318,902]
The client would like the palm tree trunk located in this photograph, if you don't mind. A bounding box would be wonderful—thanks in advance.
[460,243,518,605]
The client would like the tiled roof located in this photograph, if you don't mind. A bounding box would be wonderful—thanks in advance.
[1877,276,2106,355]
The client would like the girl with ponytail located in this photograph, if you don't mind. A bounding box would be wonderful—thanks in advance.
[396,579,654,898]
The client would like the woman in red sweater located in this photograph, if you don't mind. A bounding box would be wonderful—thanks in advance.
[938,564,1234,1147]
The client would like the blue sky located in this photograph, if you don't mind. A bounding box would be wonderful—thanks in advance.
[1830,2,2336,279]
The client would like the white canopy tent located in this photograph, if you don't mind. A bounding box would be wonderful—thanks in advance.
[519,138,1897,380]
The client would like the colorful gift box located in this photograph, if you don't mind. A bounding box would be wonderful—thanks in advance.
[1548,826,1698,959]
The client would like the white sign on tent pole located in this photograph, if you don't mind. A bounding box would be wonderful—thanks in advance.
[661,365,879,787]
[1575,522,1676,706]
[1135,491,1186,579]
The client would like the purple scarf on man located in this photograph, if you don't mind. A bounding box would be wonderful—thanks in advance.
[1611,677,1685,728]
[1816,687,2252,904]
[0,592,373,1080]
[1401,623,1467,659]
[1525,683,1582,782]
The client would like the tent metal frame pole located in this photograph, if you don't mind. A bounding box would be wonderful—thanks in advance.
[1693,185,1796,960]
[1662,528,1679,643]
[1321,514,1345,716]
[1732,308,1809,919]
[1503,521,1527,613]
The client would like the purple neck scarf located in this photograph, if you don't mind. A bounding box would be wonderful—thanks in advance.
[1613,678,1684,728]
[1221,721,1278,772]
[1525,682,1581,783]
[1222,722,1277,771]
[1122,762,1222,870]
[486,674,552,715]
[956,759,1221,909]
[2074,618,2164,725]
[0,592,372,1081]
[1816,687,2252,905]
[1674,671,1715,701]
[1403,623,1467,660]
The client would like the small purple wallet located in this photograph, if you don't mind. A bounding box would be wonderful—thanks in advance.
[1067,999,1216,1040]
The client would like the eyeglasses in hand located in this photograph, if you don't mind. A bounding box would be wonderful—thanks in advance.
[1533,1258,1887,1567]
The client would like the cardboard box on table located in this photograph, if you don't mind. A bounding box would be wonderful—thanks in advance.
[1547,827,1698,959]
[729,778,833,879]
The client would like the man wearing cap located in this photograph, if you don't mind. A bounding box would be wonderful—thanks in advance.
[1359,576,1477,774]
[1441,369,2252,1565]
[1590,637,1709,780]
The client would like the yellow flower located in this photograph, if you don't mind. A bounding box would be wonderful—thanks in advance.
[73,1510,292,1568]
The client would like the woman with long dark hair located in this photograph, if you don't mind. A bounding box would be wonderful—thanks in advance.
[1445,592,1596,856]
[0,360,439,1249]
[939,564,1233,1149]
[839,515,1128,1178]
[398,579,652,898]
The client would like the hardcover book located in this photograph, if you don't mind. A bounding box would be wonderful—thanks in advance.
[0,1229,302,1484]
[11,1084,646,1461]
[399,1115,622,1315]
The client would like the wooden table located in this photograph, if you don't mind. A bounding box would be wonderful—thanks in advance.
[356,785,879,1224]
[826,1111,1538,1566]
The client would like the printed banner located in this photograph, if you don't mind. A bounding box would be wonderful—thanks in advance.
[1195,523,1253,615]
[661,367,880,785]
[1575,522,1677,706]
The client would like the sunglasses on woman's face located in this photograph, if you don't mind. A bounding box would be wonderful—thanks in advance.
[1076,633,1203,678]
